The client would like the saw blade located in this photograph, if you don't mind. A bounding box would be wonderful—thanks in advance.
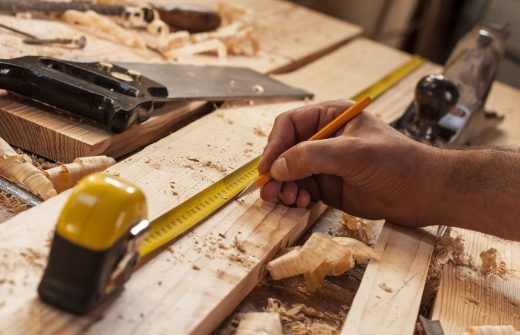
[115,62,312,101]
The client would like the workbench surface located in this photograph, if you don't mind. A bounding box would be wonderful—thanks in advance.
[0,1,519,334]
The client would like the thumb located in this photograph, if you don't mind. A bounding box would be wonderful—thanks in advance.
[270,137,351,181]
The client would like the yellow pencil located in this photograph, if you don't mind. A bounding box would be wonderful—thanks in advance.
[238,96,373,198]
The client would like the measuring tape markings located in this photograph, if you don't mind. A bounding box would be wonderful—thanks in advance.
[138,56,425,258]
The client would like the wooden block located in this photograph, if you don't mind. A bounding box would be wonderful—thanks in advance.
[0,98,207,162]
[431,229,520,334]
[0,41,413,334]
[341,223,437,335]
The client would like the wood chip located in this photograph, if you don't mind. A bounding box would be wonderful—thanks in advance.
[236,312,283,335]
[267,233,378,292]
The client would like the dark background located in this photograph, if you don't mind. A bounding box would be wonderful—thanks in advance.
[290,0,519,88]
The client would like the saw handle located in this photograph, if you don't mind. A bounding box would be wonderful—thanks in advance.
[156,4,222,33]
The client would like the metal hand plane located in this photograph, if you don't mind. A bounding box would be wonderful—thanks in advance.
[394,24,509,145]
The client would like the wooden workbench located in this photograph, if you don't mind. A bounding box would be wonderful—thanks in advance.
[0,2,519,335]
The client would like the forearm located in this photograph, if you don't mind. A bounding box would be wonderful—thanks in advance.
[406,147,520,241]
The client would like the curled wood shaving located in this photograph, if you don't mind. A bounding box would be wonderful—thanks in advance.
[154,2,259,60]
[44,156,116,193]
[463,325,519,335]
[341,213,372,244]
[62,10,146,49]
[236,312,283,335]
[480,248,498,275]
[0,137,56,200]
[267,233,378,292]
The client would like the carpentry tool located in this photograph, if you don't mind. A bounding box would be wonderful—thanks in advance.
[0,0,221,33]
[0,175,42,207]
[238,96,372,199]
[38,56,423,315]
[0,22,86,48]
[418,315,445,335]
[394,24,509,145]
[0,56,312,133]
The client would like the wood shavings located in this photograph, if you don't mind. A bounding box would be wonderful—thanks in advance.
[463,325,519,335]
[166,39,227,59]
[45,156,116,193]
[341,213,372,244]
[379,282,393,293]
[0,189,29,214]
[267,233,378,292]
[153,2,259,60]
[0,137,56,200]
[480,248,498,275]
[253,126,267,137]
[236,312,283,335]
[62,10,146,49]
[265,298,343,335]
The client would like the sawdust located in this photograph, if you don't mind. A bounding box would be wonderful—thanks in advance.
[0,189,29,215]
[340,214,372,244]
[480,248,498,275]
[378,282,393,293]
[421,230,475,314]
[265,298,345,335]
[479,248,509,277]
[253,126,268,137]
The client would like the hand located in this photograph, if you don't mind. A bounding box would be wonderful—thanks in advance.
[258,100,433,225]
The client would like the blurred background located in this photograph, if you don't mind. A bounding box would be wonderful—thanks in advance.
[290,0,519,88]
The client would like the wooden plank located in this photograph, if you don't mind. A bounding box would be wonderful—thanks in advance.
[0,1,361,162]
[431,81,520,334]
[0,40,410,334]
[274,38,410,101]
[431,230,520,334]
[341,224,437,335]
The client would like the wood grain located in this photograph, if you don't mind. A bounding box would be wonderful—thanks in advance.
[341,223,437,335]
[431,229,520,334]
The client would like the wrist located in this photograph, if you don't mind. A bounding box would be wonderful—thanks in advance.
[391,144,457,227]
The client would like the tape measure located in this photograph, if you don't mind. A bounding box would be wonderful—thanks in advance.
[140,56,424,257]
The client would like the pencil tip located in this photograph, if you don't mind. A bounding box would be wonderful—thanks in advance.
[236,182,258,199]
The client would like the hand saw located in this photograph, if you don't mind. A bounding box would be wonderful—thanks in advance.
[0,56,312,133]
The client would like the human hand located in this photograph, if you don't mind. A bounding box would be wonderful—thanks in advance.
[258,100,434,225]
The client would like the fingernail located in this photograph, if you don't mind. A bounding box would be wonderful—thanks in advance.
[271,157,288,179]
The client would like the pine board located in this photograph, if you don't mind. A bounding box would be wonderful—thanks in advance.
[0,40,412,334]
[431,230,520,334]
[0,0,361,162]
[341,224,437,335]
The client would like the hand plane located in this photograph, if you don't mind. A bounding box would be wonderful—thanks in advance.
[393,24,509,145]
[0,56,312,133]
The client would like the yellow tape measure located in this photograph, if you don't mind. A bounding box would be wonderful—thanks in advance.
[139,56,424,257]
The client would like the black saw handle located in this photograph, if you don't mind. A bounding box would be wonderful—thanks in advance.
[0,56,168,133]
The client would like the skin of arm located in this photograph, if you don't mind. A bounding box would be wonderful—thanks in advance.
[258,100,520,241]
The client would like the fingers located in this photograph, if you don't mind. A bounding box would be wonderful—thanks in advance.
[270,137,357,181]
[258,100,354,173]
[260,180,282,202]
[259,181,312,208]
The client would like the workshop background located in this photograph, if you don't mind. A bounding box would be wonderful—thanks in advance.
[291,0,520,88]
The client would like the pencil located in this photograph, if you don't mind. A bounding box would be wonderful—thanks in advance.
[238,96,373,198]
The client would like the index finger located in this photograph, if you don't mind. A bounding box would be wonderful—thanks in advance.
[258,99,354,173]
